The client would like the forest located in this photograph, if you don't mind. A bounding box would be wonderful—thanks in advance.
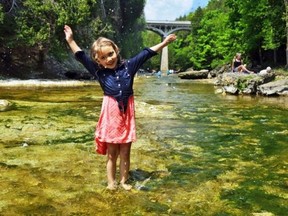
[0,0,287,78]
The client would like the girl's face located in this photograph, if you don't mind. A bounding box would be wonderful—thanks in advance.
[97,45,118,69]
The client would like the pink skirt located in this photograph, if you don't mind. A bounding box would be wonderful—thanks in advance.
[95,95,136,155]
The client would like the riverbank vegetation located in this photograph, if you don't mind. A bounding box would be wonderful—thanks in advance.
[170,0,288,71]
[0,0,287,78]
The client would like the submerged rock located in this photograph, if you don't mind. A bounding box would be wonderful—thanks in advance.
[0,100,13,112]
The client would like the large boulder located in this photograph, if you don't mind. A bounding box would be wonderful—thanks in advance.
[258,79,288,96]
[178,69,209,79]
[215,72,276,95]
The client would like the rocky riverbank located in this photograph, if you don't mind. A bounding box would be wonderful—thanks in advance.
[178,67,288,96]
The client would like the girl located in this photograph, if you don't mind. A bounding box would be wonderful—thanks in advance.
[64,25,176,190]
[232,53,254,73]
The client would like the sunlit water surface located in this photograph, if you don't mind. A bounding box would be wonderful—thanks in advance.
[0,76,287,215]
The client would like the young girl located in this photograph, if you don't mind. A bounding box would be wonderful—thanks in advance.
[232,53,254,73]
[64,25,176,190]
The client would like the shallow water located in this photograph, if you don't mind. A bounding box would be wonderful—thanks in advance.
[0,76,287,215]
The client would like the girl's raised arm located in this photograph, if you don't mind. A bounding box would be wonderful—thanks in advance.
[149,34,177,53]
[64,25,82,54]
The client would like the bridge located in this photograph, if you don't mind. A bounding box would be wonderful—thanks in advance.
[146,20,191,73]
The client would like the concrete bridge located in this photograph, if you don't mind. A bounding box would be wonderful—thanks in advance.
[146,20,191,72]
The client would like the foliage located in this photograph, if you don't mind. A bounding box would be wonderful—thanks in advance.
[0,0,145,62]
[0,0,99,52]
[0,5,3,24]
[141,31,161,70]
[0,0,287,73]
[164,0,287,71]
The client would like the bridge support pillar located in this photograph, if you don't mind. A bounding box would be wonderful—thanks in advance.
[146,20,191,75]
[160,46,169,73]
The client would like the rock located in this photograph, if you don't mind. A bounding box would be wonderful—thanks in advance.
[258,79,288,96]
[215,72,276,95]
[178,69,209,79]
[22,143,29,147]
[209,64,231,77]
[214,88,223,94]
[223,85,238,94]
[0,100,13,112]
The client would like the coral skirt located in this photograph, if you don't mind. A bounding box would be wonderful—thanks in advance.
[95,95,136,155]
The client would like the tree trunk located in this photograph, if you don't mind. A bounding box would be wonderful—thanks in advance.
[259,48,263,66]
[273,49,277,64]
[100,0,106,19]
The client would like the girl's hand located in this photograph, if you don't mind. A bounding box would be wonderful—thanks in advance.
[164,34,177,45]
[149,34,177,52]
[64,25,74,43]
[63,25,81,53]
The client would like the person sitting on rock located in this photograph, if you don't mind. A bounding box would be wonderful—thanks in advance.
[259,66,272,76]
[232,53,254,74]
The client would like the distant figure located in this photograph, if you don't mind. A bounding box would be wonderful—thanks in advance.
[259,66,272,76]
[232,53,254,74]
[157,70,162,78]
[64,25,176,191]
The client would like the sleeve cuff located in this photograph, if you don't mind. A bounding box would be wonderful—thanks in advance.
[75,50,85,60]
[144,48,158,56]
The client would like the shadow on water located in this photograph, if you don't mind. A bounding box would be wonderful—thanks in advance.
[0,77,287,215]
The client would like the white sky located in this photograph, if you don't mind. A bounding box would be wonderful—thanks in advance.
[144,0,209,21]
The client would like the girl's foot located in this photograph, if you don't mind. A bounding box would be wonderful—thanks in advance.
[120,183,132,191]
[107,182,117,190]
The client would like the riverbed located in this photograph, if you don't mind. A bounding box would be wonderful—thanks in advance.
[0,76,287,215]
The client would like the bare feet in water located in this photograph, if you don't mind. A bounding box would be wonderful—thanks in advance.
[106,182,117,190]
[120,183,132,191]
[106,182,132,190]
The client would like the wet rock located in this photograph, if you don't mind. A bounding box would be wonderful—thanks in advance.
[258,79,288,96]
[178,69,209,79]
[0,99,13,112]
[223,85,238,94]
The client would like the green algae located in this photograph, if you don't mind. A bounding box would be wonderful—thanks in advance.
[0,78,287,215]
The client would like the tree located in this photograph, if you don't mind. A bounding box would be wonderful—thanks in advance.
[0,0,146,74]
[0,5,3,23]
[285,0,288,67]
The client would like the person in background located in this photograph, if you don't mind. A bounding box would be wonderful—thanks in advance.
[232,53,254,73]
[64,25,176,190]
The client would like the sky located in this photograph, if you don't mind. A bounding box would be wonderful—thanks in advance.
[144,0,210,21]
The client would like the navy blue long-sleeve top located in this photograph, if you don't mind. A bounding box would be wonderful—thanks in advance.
[75,48,157,112]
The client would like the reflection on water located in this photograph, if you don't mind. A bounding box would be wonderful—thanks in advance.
[0,77,287,215]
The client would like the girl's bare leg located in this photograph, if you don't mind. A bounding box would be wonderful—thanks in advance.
[106,143,119,190]
[240,65,254,73]
[119,142,132,190]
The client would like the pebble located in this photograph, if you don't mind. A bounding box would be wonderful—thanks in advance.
[22,143,29,147]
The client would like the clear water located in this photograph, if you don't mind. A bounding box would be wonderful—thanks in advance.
[0,76,287,215]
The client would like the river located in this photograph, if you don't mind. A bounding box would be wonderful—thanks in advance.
[0,75,287,215]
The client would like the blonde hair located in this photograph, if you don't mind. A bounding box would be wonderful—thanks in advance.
[90,37,120,65]
[235,53,241,59]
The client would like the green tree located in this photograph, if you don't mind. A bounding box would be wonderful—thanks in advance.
[226,0,285,65]
[0,5,3,23]
[183,0,231,70]
[285,0,288,67]
[0,0,146,74]
[141,31,161,71]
